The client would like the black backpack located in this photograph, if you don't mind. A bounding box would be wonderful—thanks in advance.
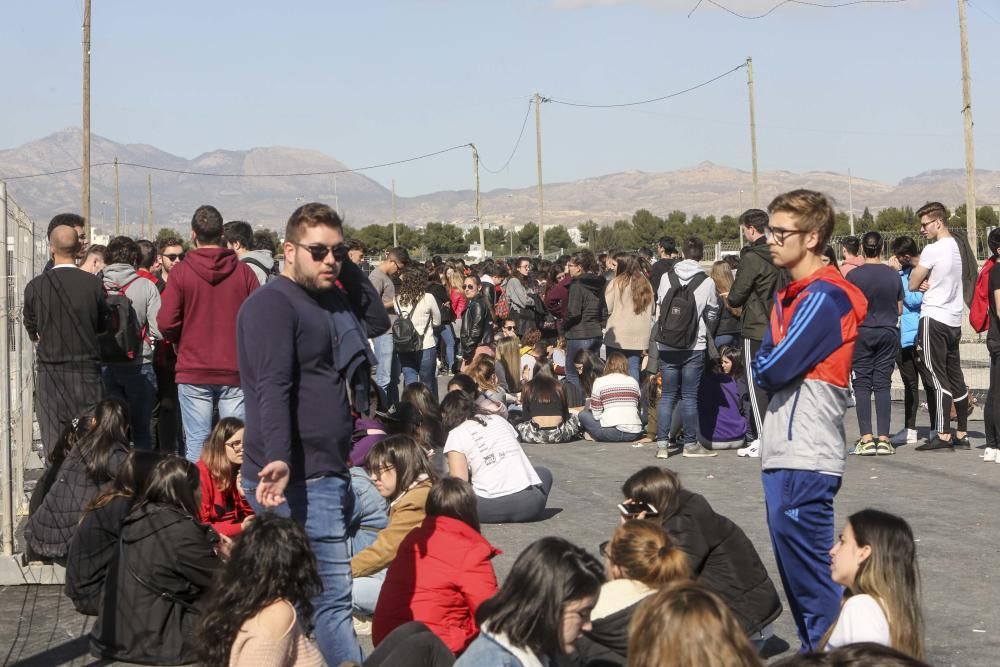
[100,278,146,363]
[655,272,708,348]
[392,298,430,353]
[243,256,279,285]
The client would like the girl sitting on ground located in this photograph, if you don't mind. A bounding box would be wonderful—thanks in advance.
[515,362,581,444]
[198,513,325,667]
[466,355,516,418]
[352,435,437,617]
[824,509,924,659]
[494,336,522,395]
[441,391,553,524]
[566,348,604,408]
[621,466,782,645]
[697,345,750,452]
[198,417,254,538]
[65,449,162,616]
[577,352,646,443]
[374,477,500,655]
[455,537,604,666]
[574,520,690,665]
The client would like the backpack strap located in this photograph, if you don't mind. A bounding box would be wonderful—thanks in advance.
[119,537,199,614]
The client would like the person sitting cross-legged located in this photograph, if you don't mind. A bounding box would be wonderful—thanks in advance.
[577,352,646,443]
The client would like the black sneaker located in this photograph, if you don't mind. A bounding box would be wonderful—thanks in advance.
[953,435,972,450]
[915,436,955,452]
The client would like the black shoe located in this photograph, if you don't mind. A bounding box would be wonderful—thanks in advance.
[915,436,955,452]
[953,436,972,450]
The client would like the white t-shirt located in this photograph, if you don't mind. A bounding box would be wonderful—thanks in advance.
[918,236,963,327]
[444,414,542,499]
[826,594,891,651]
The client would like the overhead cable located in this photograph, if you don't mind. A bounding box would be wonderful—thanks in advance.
[478,99,534,174]
[698,0,907,20]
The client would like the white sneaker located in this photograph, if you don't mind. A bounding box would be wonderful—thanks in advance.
[984,447,998,463]
[737,440,761,458]
[889,428,918,446]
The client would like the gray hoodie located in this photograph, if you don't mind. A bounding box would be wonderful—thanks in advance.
[102,263,162,364]
[655,259,719,352]
[241,250,275,286]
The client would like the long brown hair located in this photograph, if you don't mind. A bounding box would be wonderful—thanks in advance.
[621,466,683,520]
[607,520,689,588]
[710,260,735,293]
[364,435,438,502]
[612,255,654,315]
[427,477,480,533]
[200,417,244,492]
[628,581,763,667]
[495,337,522,392]
[521,365,566,411]
[466,355,500,392]
[86,449,163,513]
[603,351,630,377]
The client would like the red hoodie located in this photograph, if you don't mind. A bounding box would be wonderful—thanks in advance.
[157,247,258,386]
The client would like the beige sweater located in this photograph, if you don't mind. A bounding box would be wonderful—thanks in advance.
[604,279,655,351]
[230,601,326,667]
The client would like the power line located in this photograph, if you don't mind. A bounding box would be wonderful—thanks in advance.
[968,0,1000,24]
[543,63,747,109]
[698,0,906,20]
[478,99,534,174]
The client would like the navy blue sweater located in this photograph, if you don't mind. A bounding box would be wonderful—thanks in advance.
[237,261,390,484]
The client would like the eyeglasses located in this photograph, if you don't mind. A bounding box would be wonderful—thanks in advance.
[463,283,478,290]
[598,541,610,558]
[294,242,348,262]
[225,438,243,452]
[919,220,937,229]
[161,253,184,261]
[369,463,395,478]
[764,225,808,247]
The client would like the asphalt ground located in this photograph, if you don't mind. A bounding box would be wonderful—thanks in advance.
[2,401,997,666]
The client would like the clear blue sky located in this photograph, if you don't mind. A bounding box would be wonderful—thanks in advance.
[2,0,999,196]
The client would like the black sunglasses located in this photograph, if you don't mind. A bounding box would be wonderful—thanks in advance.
[463,283,478,290]
[294,242,348,262]
[161,253,184,261]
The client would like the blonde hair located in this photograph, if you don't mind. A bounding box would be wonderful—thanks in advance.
[447,270,465,292]
[628,581,762,667]
[495,336,521,392]
[607,520,689,588]
[466,355,499,392]
[710,260,735,293]
[768,189,836,251]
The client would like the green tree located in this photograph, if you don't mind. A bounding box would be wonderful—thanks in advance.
[517,223,539,253]
[631,209,665,248]
[422,222,466,254]
[578,221,599,248]
[356,224,394,252]
[155,227,183,244]
[544,225,575,253]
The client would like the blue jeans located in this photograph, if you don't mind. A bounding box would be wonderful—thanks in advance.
[177,383,245,462]
[348,467,388,557]
[714,334,739,350]
[762,469,842,652]
[605,346,643,384]
[243,474,363,665]
[565,337,602,392]
[353,568,388,616]
[656,349,705,444]
[398,346,438,401]
[440,325,457,371]
[101,363,158,450]
[578,408,642,442]
[372,331,401,404]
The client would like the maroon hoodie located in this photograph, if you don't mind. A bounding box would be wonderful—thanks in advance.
[157,247,258,386]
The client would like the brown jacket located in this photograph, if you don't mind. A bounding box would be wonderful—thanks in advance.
[351,479,431,578]
[604,279,655,351]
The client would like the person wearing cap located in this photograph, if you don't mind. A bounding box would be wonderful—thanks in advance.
[845,232,903,455]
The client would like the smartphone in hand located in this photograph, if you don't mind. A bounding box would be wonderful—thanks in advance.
[618,501,658,518]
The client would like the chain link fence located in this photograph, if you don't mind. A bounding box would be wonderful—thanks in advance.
[1,182,45,558]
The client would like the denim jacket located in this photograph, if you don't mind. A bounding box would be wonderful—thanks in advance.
[454,630,550,667]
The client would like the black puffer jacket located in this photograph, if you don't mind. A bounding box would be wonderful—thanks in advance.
[564,274,607,340]
[65,495,132,616]
[25,445,128,560]
[662,489,781,635]
[574,580,652,666]
[460,291,494,359]
[90,502,221,665]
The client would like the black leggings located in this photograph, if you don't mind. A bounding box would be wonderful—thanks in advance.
[366,622,455,667]
[477,467,553,523]
[986,348,1000,448]
[897,346,934,431]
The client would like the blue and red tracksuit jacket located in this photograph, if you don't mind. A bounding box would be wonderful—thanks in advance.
[753,265,868,475]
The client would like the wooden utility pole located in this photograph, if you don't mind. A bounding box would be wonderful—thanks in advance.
[391,179,397,247]
[82,0,92,237]
[746,57,760,209]
[471,144,484,256]
[114,157,121,235]
[333,175,341,217]
[958,0,978,256]
[848,169,855,237]
[147,175,154,238]
[534,93,545,257]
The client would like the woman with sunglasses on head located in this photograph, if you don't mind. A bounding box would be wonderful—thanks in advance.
[395,268,442,401]
[197,417,254,538]
[824,509,924,658]
[352,435,438,618]
[459,276,495,370]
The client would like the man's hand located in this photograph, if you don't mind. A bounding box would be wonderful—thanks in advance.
[256,461,291,508]
[918,279,929,293]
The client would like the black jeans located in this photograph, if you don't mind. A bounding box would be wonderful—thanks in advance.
[366,622,455,667]
[897,346,934,431]
[915,318,968,433]
[986,347,1000,448]
[852,327,897,437]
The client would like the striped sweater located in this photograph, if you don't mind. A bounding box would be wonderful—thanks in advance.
[590,373,643,428]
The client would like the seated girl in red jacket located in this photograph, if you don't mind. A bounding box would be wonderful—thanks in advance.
[197,417,253,538]
[373,477,500,655]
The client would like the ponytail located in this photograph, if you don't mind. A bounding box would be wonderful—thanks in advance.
[608,520,690,588]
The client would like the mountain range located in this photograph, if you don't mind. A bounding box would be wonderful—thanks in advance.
[3,128,999,233]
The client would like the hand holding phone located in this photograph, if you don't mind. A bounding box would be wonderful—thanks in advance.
[618,501,658,518]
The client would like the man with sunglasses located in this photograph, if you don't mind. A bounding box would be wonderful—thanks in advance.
[156,237,185,285]
[237,202,389,666]
[460,276,494,367]
[152,236,186,454]
[157,205,259,462]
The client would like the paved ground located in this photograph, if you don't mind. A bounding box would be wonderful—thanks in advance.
[2,402,998,666]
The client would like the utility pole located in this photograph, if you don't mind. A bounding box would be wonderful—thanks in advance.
[333,175,341,217]
[534,93,545,257]
[746,57,760,209]
[391,179,397,247]
[147,174,154,238]
[848,168,855,237]
[471,144,484,256]
[114,157,121,235]
[958,0,978,257]
[82,0,92,238]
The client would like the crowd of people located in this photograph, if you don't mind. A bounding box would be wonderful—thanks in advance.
[21,187,997,665]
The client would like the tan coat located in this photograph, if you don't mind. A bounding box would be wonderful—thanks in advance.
[604,279,655,351]
[351,479,432,578]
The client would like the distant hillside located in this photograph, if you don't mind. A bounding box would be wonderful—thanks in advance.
[3,129,998,232]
